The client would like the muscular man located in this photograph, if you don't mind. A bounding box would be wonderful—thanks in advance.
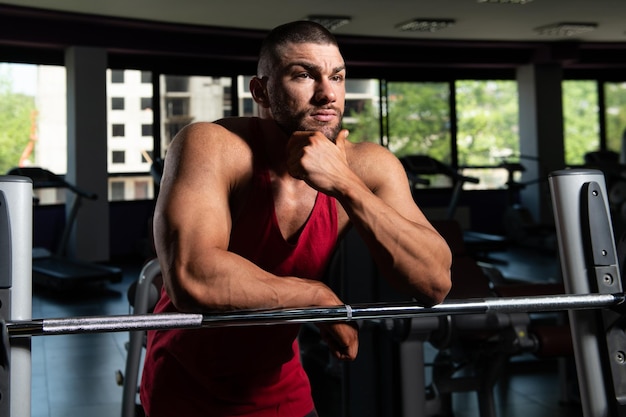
[140,20,452,417]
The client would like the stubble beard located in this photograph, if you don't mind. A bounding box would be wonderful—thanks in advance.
[271,101,343,142]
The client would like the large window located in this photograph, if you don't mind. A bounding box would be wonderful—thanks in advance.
[382,80,519,190]
[0,63,38,174]
[605,82,626,157]
[456,80,519,189]
[386,82,451,160]
[0,65,159,202]
[0,62,67,204]
[562,80,600,166]
[3,61,625,204]
[342,79,381,144]
[159,75,233,156]
[456,80,519,167]
[106,69,156,200]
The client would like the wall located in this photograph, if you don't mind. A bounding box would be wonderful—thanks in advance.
[32,199,156,262]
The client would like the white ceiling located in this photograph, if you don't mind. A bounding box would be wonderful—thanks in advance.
[0,0,625,43]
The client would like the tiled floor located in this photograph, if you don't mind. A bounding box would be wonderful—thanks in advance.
[30,263,142,417]
[22,245,591,417]
[442,355,582,417]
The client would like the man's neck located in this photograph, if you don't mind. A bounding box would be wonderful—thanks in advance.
[255,117,291,172]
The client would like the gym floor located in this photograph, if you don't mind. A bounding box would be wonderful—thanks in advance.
[27,245,585,417]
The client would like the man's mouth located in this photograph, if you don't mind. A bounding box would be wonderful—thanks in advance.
[311,110,337,123]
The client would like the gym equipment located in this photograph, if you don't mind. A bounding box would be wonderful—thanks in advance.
[5,292,622,338]
[117,228,606,416]
[399,154,510,260]
[419,219,570,417]
[7,167,122,290]
[0,176,32,417]
[550,169,626,417]
[117,158,163,416]
[3,169,626,417]
[340,168,623,417]
[120,258,162,417]
[583,150,626,241]
[499,161,557,251]
[400,154,479,221]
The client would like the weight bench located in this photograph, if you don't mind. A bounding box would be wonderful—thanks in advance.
[403,219,574,417]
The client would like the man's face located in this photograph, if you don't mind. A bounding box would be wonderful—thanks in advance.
[265,42,346,141]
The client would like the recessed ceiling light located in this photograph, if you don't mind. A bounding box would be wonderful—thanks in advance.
[534,22,598,37]
[478,0,533,4]
[396,19,456,32]
[306,15,352,31]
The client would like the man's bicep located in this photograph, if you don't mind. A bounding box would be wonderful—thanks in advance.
[154,175,233,263]
[156,128,236,254]
[373,153,430,223]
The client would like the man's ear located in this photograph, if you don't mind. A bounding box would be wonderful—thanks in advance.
[250,76,270,108]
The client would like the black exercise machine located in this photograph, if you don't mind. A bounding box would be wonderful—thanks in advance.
[8,167,122,291]
[498,161,557,252]
[399,154,510,260]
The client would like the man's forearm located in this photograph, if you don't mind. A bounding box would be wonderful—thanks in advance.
[336,181,452,306]
[159,246,344,313]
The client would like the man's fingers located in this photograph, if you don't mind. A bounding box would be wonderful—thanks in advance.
[318,322,359,361]
[334,129,349,148]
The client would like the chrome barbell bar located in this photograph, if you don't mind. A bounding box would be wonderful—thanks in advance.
[6,292,624,338]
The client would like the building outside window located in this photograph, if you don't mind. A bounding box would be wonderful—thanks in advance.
[142,124,152,137]
[107,69,155,202]
[141,97,152,110]
[0,62,615,203]
[112,150,125,164]
[141,71,152,84]
[112,124,125,137]
[111,69,125,83]
[111,97,125,110]
[159,75,233,156]
[110,180,125,201]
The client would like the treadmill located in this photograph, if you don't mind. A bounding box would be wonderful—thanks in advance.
[399,155,510,259]
[8,167,122,291]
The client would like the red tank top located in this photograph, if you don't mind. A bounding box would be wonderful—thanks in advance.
[140,118,339,417]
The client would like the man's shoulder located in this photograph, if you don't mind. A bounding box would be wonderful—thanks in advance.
[182,118,251,139]
[346,140,404,185]
[347,140,393,160]
[176,119,254,149]
[167,120,255,170]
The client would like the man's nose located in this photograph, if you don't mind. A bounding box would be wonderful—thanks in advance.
[315,79,337,104]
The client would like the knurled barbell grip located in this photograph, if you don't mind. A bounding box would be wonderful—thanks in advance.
[7,313,204,337]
